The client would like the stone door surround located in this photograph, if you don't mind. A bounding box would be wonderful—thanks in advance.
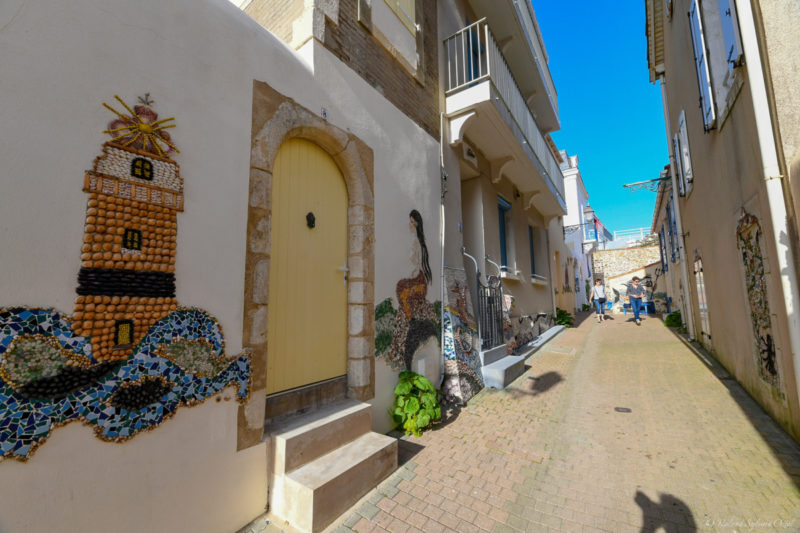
[238,80,375,449]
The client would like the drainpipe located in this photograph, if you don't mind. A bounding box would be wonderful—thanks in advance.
[736,0,800,400]
[658,75,696,341]
[439,112,447,387]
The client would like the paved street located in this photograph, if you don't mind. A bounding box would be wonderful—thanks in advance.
[327,312,800,533]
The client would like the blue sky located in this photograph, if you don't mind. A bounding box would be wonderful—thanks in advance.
[533,1,667,234]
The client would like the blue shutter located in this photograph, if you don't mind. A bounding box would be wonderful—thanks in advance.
[717,0,743,72]
[528,225,535,276]
[689,0,716,129]
[498,197,511,269]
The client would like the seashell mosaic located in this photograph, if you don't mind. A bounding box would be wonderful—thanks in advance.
[0,95,251,461]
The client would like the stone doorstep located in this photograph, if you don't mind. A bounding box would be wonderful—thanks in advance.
[517,325,567,359]
[481,354,526,389]
[480,343,509,366]
[268,399,372,476]
[282,432,398,533]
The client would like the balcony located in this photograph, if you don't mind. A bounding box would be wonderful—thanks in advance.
[444,19,566,217]
[466,0,559,131]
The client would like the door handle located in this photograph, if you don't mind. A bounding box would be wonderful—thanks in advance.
[338,263,349,284]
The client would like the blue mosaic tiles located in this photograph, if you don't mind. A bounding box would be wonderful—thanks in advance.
[0,307,251,461]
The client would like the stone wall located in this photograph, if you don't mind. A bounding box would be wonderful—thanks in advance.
[592,246,661,284]
[246,0,440,139]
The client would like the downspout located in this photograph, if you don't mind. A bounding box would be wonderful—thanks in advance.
[659,75,696,340]
[439,112,447,387]
[737,0,800,399]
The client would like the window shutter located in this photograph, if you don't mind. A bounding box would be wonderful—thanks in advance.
[672,134,686,196]
[689,0,716,129]
[717,0,743,70]
[678,111,694,193]
[528,225,535,277]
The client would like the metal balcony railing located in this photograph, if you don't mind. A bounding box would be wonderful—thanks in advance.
[444,19,565,203]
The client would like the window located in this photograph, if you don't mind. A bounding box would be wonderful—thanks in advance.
[718,0,744,73]
[498,197,512,271]
[114,320,134,348]
[123,228,142,251]
[528,225,536,276]
[384,0,416,34]
[673,110,693,196]
[689,0,715,129]
[131,157,153,180]
[659,225,669,273]
[694,258,712,347]
[688,0,745,130]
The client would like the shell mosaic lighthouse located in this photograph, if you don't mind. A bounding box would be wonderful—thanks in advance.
[0,95,251,461]
[74,95,183,361]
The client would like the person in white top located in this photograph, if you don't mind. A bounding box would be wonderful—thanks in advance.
[590,278,607,322]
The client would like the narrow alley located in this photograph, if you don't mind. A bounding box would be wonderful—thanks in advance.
[315,314,800,533]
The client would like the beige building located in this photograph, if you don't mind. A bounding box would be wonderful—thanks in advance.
[646,0,800,441]
[438,0,567,390]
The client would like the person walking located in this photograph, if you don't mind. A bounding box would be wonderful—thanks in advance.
[627,276,646,325]
[590,278,607,322]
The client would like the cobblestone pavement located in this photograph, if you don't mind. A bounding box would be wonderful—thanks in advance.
[250,312,800,533]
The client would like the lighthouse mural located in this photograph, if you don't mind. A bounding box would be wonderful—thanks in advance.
[74,94,182,361]
[0,95,251,461]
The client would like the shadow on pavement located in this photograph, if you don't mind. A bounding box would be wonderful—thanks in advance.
[397,439,425,466]
[665,326,800,491]
[634,490,697,532]
[572,311,593,328]
[482,371,564,399]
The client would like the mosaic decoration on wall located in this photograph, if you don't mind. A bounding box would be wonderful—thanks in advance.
[440,267,483,405]
[736,212,779,387]
[375,211,441,371]
[0,95,251,462]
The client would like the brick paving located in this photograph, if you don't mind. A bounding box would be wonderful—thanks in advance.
[249,312,800,533]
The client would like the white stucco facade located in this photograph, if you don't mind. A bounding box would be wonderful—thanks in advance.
[0,0,439,529]
[559,151,594,310]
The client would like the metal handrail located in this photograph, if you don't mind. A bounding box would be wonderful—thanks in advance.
[443,20,565,204]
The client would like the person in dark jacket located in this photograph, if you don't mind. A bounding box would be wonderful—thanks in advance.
[627,276,646,325]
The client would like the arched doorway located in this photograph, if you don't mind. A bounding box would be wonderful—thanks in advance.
[267,138,349,394]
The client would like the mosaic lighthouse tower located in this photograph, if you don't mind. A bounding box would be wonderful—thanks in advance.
[72,95,183,361]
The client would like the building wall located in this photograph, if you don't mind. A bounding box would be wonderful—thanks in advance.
[592,247,661,284]
[0,0,440,527]
[247,0,440,139]
[758,0,800,275]
[245,0,303,42]
[659,0,799,440]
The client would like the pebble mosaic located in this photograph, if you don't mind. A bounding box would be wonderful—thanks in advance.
[0,307,250,462]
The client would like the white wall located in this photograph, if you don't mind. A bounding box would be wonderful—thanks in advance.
[0,0,440,526]
[0,391,266,533]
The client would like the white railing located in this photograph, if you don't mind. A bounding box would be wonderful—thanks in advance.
[444,19,565,203]
[613,227,654,243]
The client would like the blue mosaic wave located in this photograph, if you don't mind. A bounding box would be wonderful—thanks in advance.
[0,307,250,461]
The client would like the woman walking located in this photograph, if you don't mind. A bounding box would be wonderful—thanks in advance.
[590,278,607,322]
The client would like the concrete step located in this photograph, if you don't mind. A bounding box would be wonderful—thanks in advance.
[481,354,526,389]
[282,432,398,532]
[480,343,508,366]
[268,399,372,476]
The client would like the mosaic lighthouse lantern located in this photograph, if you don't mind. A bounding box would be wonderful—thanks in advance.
[72,95,183,361]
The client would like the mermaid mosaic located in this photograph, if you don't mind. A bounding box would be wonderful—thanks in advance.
[0,95,250,461]
[375,210,441,371]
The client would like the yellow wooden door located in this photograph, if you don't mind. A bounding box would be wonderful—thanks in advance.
[267,138,348,394]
